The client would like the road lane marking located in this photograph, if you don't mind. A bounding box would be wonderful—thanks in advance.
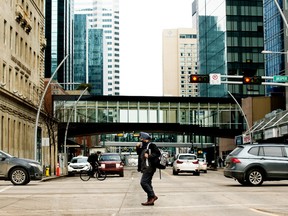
[0,186,13,193]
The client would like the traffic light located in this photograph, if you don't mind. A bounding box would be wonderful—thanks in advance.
[242,76,263,85]
[189,75,209,83]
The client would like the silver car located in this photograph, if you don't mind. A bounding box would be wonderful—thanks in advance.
[224,144,288,186]
[0,150,43,185]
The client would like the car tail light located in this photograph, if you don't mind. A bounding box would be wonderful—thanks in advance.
[231,157,241,164]
[176,160,183,164]
[192,160,199,164]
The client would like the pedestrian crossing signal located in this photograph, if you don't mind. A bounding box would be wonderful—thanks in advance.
[189,75,209,83]
[242,76,262,85]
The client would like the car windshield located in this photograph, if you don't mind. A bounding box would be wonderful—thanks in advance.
[71,157,87,163]
[100,154,121,161]
[179,155,196,160]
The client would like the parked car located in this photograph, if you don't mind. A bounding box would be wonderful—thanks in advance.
[99,153,124,177]
[172,153,200,176]
[198,158,207,173]
[224,144,288,186]
[0,150,42,185]
[68,156,90,175]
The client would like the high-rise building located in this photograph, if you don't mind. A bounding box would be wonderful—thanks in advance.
[74,0,120,96]
[192,0,265,97]
[45,0,74,90]
[263,0,285,97]
[162,28,198,97]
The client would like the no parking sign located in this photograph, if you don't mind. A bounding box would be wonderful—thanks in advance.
[209,73,221,85]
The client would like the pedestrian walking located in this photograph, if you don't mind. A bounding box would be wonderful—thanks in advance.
[136,132,161,206]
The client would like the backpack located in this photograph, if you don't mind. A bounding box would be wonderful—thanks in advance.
[147,143,167,170]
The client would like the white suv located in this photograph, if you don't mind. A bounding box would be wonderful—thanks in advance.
[68,156,90,175]
[172,153,200,176]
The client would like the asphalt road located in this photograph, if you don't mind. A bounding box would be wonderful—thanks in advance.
[1,167,288,216]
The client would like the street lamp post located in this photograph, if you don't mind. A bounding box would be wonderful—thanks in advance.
[64,87,89,155]
[34,54,69,161]
[227,91,252,144]
[61,87,88,175]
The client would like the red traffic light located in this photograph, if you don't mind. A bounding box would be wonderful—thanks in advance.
[189,75,209,83]
[242,76,262,85]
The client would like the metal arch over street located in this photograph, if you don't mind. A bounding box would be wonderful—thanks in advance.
[54,95,245,143]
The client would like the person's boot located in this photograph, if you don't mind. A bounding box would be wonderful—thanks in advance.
[151,195,158,202]
[141,197,154,206]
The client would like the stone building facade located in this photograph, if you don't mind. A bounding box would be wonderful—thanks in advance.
[0,0,56,172]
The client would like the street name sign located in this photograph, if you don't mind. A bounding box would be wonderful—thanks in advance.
[273,76,288,82]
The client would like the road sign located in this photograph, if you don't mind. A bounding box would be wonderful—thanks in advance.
[273,76,288,82]
[209,73,221,85]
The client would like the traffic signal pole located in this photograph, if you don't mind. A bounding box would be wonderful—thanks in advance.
[220,75,288,86]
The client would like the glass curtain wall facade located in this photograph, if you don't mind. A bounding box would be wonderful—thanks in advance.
[88,29,104,95]
[195,0,265,97]
[263,0,285,96]
[74,0,120,96]
[91,0,120,96]
[74,14,88,84]
[45,0,74,90]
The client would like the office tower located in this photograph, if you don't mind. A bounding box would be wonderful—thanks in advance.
[74,0,120,95]
[162,28,198,97]
[192,0,265,97]
[45,0,74,90]
[263,0,285,98]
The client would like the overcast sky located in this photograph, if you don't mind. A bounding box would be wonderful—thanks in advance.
[119,0,193,96]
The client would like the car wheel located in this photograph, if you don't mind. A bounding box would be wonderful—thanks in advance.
[10,167,29,185]
[173,169,178,175]
[119,171,124,177]
[194,171,200,176]
[246,169,264,186]
[203,170,207,173]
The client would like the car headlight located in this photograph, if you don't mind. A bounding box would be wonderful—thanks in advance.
[29,163,42,171]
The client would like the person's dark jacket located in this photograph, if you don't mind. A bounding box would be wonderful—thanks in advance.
[136,142,161,173]
[88,153,99,165]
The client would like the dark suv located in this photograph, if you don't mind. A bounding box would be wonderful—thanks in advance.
[0,150,43,185]
[224,144,288,186]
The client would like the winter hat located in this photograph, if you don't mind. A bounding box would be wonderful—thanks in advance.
[139,132,151,140]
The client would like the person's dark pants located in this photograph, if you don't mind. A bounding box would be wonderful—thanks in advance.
[140,171,155,198]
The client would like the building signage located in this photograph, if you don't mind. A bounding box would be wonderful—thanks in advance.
[242,134,251,144]
[280,125,288,136]
[264,128,278,139]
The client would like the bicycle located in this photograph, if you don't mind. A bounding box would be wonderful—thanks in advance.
[80,164,106,181]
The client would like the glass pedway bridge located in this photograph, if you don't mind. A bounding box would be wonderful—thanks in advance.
[54,95,245,143]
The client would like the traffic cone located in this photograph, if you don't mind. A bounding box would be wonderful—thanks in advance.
[56,163,60,176]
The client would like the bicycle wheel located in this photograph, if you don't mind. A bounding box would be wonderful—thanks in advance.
[96,169,106,181]
[80,170,91,181]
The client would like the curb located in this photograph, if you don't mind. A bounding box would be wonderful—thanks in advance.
[41,175,67,182]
